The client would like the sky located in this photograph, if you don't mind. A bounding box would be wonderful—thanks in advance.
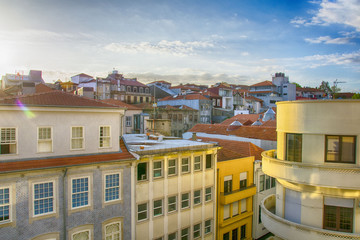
[1,0,359,91]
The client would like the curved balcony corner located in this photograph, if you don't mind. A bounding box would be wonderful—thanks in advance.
[261,150,360,190]
[260,194,360,240]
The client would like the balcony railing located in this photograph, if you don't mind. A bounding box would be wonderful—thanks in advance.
[262,150,360,190]
[261,194,360,240]
[220,185,256,205]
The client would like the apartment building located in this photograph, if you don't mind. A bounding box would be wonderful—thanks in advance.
[261,100,360,239]
[123,134,219,240]
[0,91,136,240]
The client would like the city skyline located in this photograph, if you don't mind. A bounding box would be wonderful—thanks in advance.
[1,0,359,91]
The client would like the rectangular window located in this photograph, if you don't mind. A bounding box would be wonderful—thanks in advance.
[99,126,111,148]
[153,161,163,178]
[193,223,201,239]
[105,173,120,202]
[286,133,302,162]
[0,187,10,222]
[33,182,54,216]
[137,202,148,221]
[204,219,212,234]
[326,136,356,163]
[71,177,89,208]
[181,157,190,173]
[181,227,189,240]
[153,199,163,217]
[193,190,201,206]
[205,187,212,202]
[205,154,213,169]
[223,204,230,220]
[265,175,270,189]
[105,222,121,240]
[168,195,177,213]
[232,201,239,216]
[271,177,276,188]
[126,116,132,127]
[137,162,148,181]
[259,175,265,192]
[194,156,202,171]
[232,228,238,240]
[223,232,230,240]
[259,206,262,223]
[178,114,182,123]
[168,159,177,176]
[224,175,232,194]
[71,127,84,150]
[181,192,190,209]
[38,127,52,152]
[324,197,354,232]
[168,232,177,240]
[241,198,247,213]
[0,128,16,154]
[241,225,246,239]
[240,172,247,190]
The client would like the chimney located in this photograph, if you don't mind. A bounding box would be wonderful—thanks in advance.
[192,132,197,141]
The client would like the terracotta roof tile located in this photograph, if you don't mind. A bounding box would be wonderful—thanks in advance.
[101,99,141,110]
[120,79,148,87]
[250,81,275,87]
[159,94,209,101]
[35,83,55,93]
[249,90,276,94]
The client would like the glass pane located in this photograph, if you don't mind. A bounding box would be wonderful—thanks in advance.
[326,136,339,162]
[341,137,355,163]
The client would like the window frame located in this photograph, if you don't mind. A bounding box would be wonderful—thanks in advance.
[71,176,90,210]
[99,126,111,148]
[37,126,53,153]
[104,221,122,240]
[204,219,212,235]
[181,192,190,209]
[325,135,356,164]
[125,116,132,127]
[205,154,213,169]
[0,127,17,155]
[71,126,84,150]
[194,156,202,171]
[193,223,201,239]
[224,175,232,194]
[153,160,163,179]
[137,162,148,181]
[181,227,190,240]
[32,180,56,217]
[239,172,247,190]
[181,157,190,174]
[153,199,164,217]
[241,198,247,213]
[0,186,12,224]
[168,232,177,240]
[137,202,148,222]
[205,187,212,202]
[193,189,202,206]
[285,133,302,162]
[104,172,121,203]
[71,229,91,240]
[168,158,177,177]
[167,195,177,214]
[323,204,354,232]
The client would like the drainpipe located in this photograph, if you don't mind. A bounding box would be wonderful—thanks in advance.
[63,168,68,240]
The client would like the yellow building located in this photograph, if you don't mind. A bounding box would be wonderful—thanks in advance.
[261,100,360,239]
[200,137,263,240]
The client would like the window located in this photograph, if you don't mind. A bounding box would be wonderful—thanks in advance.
[232,228,238,240]
[193,223,201,239]
[204,219,212,234]
[168,232,177,240]
[286,133,302,162]
[105,222,121,240]
[72,230,90,240]
[205,187,212,202]
[153,161,163,178]
[178,114,182,123]
[241,198,247,213]
[126,116,132,127]
[193,190,201,206]
[168,114,172,120]
[181,158,190,173]
[223,232,229,240]
[194,115,198,122]
[145,88,149,93]
[33,182,54,216]
[38,127,52,152]
[194,156,202,171]
[326,135,356,163]
[259,175,265,192]
[232,201,239,216]
[181,193,190,209]
[71,177,89,208]
[105,173,120,202]
[168,195,177,213]
[127,86,131,92]
[168,159,177,176]
[265,175,270,189]
[271,177,276,188]
[189,115,193,121]
[0,128,16,154]
[323,197,354,232]
[240,224,246,239]
[99,126,111,148]
[239,172,247,190]
[224,175,232,194]
[153,199,163,217]
[139,87,143,93]
[137,162,148,181]
[205,154,212,169]
[258,206,262,223]
[71,127,84,150]
[137,203,148,221]
[0,187,10,222]
[181,227,189,240]
[223,204,230,220]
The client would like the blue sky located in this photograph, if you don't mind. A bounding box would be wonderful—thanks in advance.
[1,0,359,91]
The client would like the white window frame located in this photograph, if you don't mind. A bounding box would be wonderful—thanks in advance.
[153,160,163,179]
[71,126,84,150]
[71,176,90,209]
[125,116,132,127]
[0,127,17,155]
[37,127,53,153]
[137,162,148,181]
[181,227,190,240]
[0,186,12,223]
[104,221,121,240]
[193,189,202,206]
[32,180,56,217]
[104,172,121,203]
[167,195,177,213]
[168,232,177,240]
[194,156,202,171]
[204,219,212,235]
[168,158,177,176]
[193,223,201,239]
[205,187,212,202]
[181,192,190,209]
[137,202,148,222]
[181,157,190,174]
[153,199,163,217]
[99,126,111,148]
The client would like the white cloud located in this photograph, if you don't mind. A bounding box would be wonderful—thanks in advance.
[104,40,215,56]
[305,35,351,44]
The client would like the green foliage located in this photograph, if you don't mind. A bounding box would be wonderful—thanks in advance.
[352,93,360,99]
[291,82,302,88]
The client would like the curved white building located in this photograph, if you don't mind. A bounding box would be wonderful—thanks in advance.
[261,100,360,240]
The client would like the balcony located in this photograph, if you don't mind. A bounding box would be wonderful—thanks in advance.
[262,150,360,190]
[219,185,256,205]
[261,195,360,240]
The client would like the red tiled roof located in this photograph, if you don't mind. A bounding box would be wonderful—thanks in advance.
[133,103,154,110]
[0,90,118,108]
[159,94,209,101]
[199,137,264,161]
[249,90,276,94]
[0,90,9,98]
[221,114,262,125]
[35,83,54,93]
[250,81,274,87]
[72,73,93,78]
[201,90,221,98]
[148,80,171,85]
[296,87,324,92]
[244,95,263,102]
[0,139,135,173]
[101,99,141,110]
[120,79,148,87]
[261,120,276,127]
[189,124,276,141]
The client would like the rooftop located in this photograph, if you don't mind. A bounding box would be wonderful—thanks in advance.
[101,99,141,110]
[159,94,209,101]
[250,80,275,87]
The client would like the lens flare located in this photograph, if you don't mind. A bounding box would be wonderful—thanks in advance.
[16,99,35,119]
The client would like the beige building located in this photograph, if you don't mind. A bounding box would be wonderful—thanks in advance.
[123,134,219,240]
[261,100,360,239]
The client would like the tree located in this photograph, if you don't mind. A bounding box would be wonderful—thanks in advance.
[318,81,341,98]
[291,82,302,88]
[352,93,360,99]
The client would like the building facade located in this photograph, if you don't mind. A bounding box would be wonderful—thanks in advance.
[261,100,360,239]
